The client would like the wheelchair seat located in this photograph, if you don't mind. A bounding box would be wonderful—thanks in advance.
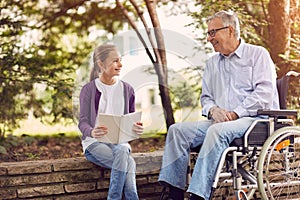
[231,122,273,147]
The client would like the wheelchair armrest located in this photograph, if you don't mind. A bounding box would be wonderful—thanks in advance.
[257,109,298,117]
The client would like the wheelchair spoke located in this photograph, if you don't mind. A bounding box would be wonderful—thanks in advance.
[209,126,300,200]
[258,127,300,200]
[211,160,259,199]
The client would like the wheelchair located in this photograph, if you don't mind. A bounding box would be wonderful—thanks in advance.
[161,71,300,200]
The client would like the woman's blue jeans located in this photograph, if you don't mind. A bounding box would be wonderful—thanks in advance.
[158,117,255,200]
[85,142,139,200]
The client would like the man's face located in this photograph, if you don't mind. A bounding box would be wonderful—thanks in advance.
[207,18,231,55]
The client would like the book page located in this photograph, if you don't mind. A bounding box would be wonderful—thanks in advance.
[95,112,142,144]
[119,112,142,143]
[96,114,121,144]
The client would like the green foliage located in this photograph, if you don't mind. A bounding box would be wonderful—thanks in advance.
[189,0,300,113]
[0,0,130,137]
[1,0,298,140]
[190,0,269,48]
[170,81,199,110]
[24,152,40,159]
[0,134,19,155]
[0,145,7,155]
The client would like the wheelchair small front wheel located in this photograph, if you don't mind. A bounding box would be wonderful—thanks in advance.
[258,126,300,200]
[235,190,248,200]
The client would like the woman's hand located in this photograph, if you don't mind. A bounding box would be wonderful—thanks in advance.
[91,126,108,138]
[133,122,144,135]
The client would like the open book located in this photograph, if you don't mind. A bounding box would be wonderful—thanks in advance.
[95,112,142,144]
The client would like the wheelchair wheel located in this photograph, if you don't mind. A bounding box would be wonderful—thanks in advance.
[258,126,300,200]
[236,190,248,200]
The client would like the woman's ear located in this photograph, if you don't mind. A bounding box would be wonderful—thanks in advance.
[97,60,104,71]
[97,60,103,67]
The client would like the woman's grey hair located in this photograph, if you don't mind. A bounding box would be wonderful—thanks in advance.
[207,10,240,39]
[89,44,117,81]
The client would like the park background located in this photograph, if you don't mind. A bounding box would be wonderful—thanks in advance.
[0,0,300,162]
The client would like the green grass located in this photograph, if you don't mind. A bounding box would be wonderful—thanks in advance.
[13,130,80,137]
[140,131,167,139]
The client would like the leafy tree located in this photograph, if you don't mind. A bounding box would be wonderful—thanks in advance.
[170,81,199,110]
[0,0,129,139]
[116,0,177,129]
[2,0,298,142]
[1,0,193,142]
[190,0,299,75]
[1,0,197,141]
[189,0,300,121]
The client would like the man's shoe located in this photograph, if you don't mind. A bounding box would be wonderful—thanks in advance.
[188,193,205,200]
[159,181,184,200]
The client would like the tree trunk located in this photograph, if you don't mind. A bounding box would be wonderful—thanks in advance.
[268,0,291,78]
[116,0,175,129]
[145,0,175,129]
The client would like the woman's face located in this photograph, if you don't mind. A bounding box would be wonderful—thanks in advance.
[100,49,122,77]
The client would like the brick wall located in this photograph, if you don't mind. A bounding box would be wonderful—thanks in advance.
[0,151,164,200]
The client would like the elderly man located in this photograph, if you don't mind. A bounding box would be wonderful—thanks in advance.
[158,10,279,200]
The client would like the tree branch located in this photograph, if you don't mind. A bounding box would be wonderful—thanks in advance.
[115,0,155,63]
[129,0,160,64]
[39,0,86,29]
[145,0,167,75]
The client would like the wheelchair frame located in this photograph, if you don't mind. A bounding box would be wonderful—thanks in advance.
[201,71,300,200]
[208,113,300,200]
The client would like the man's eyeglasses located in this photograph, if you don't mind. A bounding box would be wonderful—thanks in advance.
[206,26,229,37]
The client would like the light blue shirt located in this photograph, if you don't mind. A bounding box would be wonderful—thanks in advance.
[201,40,279,118]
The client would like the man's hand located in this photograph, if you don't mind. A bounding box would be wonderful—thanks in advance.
[226,111,239,121]
[210,106,239,123]
[210,106,228,123]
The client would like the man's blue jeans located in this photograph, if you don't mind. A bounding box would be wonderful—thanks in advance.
[85,142,138,200]
[158,117,255,200]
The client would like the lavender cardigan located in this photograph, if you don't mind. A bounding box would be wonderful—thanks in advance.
[78,79,135,140]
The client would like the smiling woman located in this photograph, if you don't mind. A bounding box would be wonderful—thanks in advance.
[78,43,145,200]
[94,45,123,85]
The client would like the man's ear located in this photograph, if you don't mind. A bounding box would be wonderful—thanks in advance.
[228,26,235,37]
